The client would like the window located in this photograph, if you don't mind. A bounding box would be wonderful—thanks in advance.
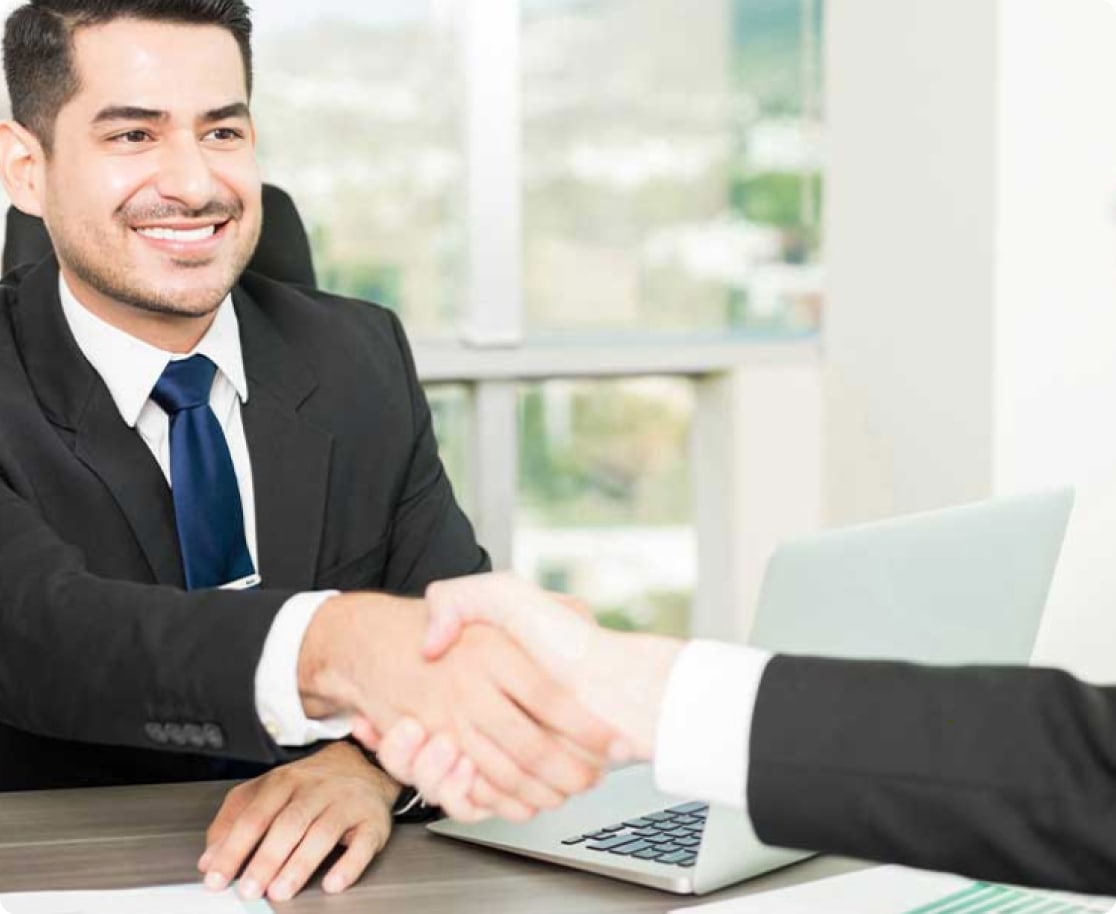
[253,2,464,338]
[522,0,823,338]
[517,378,696,634]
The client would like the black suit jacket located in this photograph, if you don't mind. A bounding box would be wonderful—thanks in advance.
[0,256,488,791]
[750,656,1116,894]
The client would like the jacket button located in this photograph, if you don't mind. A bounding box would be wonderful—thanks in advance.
[165,722,187,747]
[144,722,168,745]
[183,723,206,749]
[202,723,226,751]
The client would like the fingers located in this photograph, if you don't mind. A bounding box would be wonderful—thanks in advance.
[202,778,294,893]
[439,757,492,824]
[378,727,498,824]
[229,788,330,901]
[457,721,559,819]
[410,732,461,801]
[266,811,386,902]
[467,771,535,822]
[201,747,400,903]
[495,653,614,786]
[374,717,428,786]
[323,825,384,895]
[524,683,616,765]
[199,781,256,872]
[377,654,586,819]
[372,721,494,823]
[376,712,594,826]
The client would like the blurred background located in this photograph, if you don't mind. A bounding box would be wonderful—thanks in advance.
[3,0,1116,677]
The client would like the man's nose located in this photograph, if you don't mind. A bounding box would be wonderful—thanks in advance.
[155,133,218,212]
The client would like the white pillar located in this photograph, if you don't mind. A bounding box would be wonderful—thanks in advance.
[694,364,823,642]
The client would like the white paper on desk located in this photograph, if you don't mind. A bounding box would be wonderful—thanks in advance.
[669,865,1116,914]
[0,883,273,914]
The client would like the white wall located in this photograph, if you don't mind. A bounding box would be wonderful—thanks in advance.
[825,0,1116,679]
[994,0,1116,676]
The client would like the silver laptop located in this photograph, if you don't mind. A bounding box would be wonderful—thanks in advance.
[429,488,1074,894]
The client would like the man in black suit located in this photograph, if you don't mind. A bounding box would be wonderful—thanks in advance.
[377,572,1116,896]
[0,0,614,903]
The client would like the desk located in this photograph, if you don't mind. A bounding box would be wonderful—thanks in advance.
[0,782,868,912]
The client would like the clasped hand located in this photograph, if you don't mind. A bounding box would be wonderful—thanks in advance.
[349,573,681,823]
[299,586,623,823]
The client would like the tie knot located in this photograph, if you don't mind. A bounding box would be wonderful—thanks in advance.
[151,355,218,414]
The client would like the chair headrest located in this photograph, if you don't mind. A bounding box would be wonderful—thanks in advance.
[2,183,318,288]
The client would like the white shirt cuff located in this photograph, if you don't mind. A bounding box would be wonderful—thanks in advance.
[255,591,354,746]
[653,640,772,810]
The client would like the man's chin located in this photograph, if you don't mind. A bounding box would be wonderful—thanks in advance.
[137,291,231,319]
[100,274,234,319]
[126,263,241,316]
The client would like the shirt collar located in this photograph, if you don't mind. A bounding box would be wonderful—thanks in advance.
[58,274,248,428]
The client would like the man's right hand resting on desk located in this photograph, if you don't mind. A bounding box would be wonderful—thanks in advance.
[199,741,401,902]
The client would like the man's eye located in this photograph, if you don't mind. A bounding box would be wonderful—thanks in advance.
[208,127,243,142]
[113,130,151,144]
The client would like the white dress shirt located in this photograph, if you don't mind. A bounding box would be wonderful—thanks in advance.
[59,276,350,747]
[653,641,773,812]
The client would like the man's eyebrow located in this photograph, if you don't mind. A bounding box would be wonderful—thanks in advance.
[202,102,251,123]
[92,105,167,125]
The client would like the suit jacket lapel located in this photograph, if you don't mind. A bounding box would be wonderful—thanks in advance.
[74,386,185,586]
[13,256,185,586]
[235,286,333,590]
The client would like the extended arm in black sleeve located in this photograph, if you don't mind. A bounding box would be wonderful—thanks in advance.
[750,656,1116,894]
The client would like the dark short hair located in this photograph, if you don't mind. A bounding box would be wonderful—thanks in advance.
[3,0,253,153]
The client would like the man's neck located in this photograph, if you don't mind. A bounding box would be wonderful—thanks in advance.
[60,266,219,354]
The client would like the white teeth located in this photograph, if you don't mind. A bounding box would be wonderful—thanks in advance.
[136,225,217,242]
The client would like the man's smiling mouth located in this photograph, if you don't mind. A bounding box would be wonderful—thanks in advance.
[132,220,231,244]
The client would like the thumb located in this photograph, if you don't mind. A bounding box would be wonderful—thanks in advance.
[351,716,381,752]
[423,573,521,658]
[422,606,465,660]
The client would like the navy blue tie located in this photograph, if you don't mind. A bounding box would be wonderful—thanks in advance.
[151,355,256,591]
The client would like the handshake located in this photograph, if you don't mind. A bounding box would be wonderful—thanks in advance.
[297,573,684,823]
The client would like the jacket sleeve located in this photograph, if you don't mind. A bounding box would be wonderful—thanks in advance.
[381,309,491,594]
[748,655,1116,894]
[0,477,296,763]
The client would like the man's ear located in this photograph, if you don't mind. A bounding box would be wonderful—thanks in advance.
[0,120,46,218]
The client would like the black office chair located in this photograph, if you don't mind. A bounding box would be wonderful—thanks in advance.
[2,183,318,288]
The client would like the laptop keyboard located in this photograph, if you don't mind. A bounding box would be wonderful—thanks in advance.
[560,801,708,868]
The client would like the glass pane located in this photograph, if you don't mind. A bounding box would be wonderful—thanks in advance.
[254,2,463,337]
[425,383,474,516]
[516,378,696,636]
[522,0,824,338]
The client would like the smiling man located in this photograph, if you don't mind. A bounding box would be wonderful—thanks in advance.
[0,0,613,904]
